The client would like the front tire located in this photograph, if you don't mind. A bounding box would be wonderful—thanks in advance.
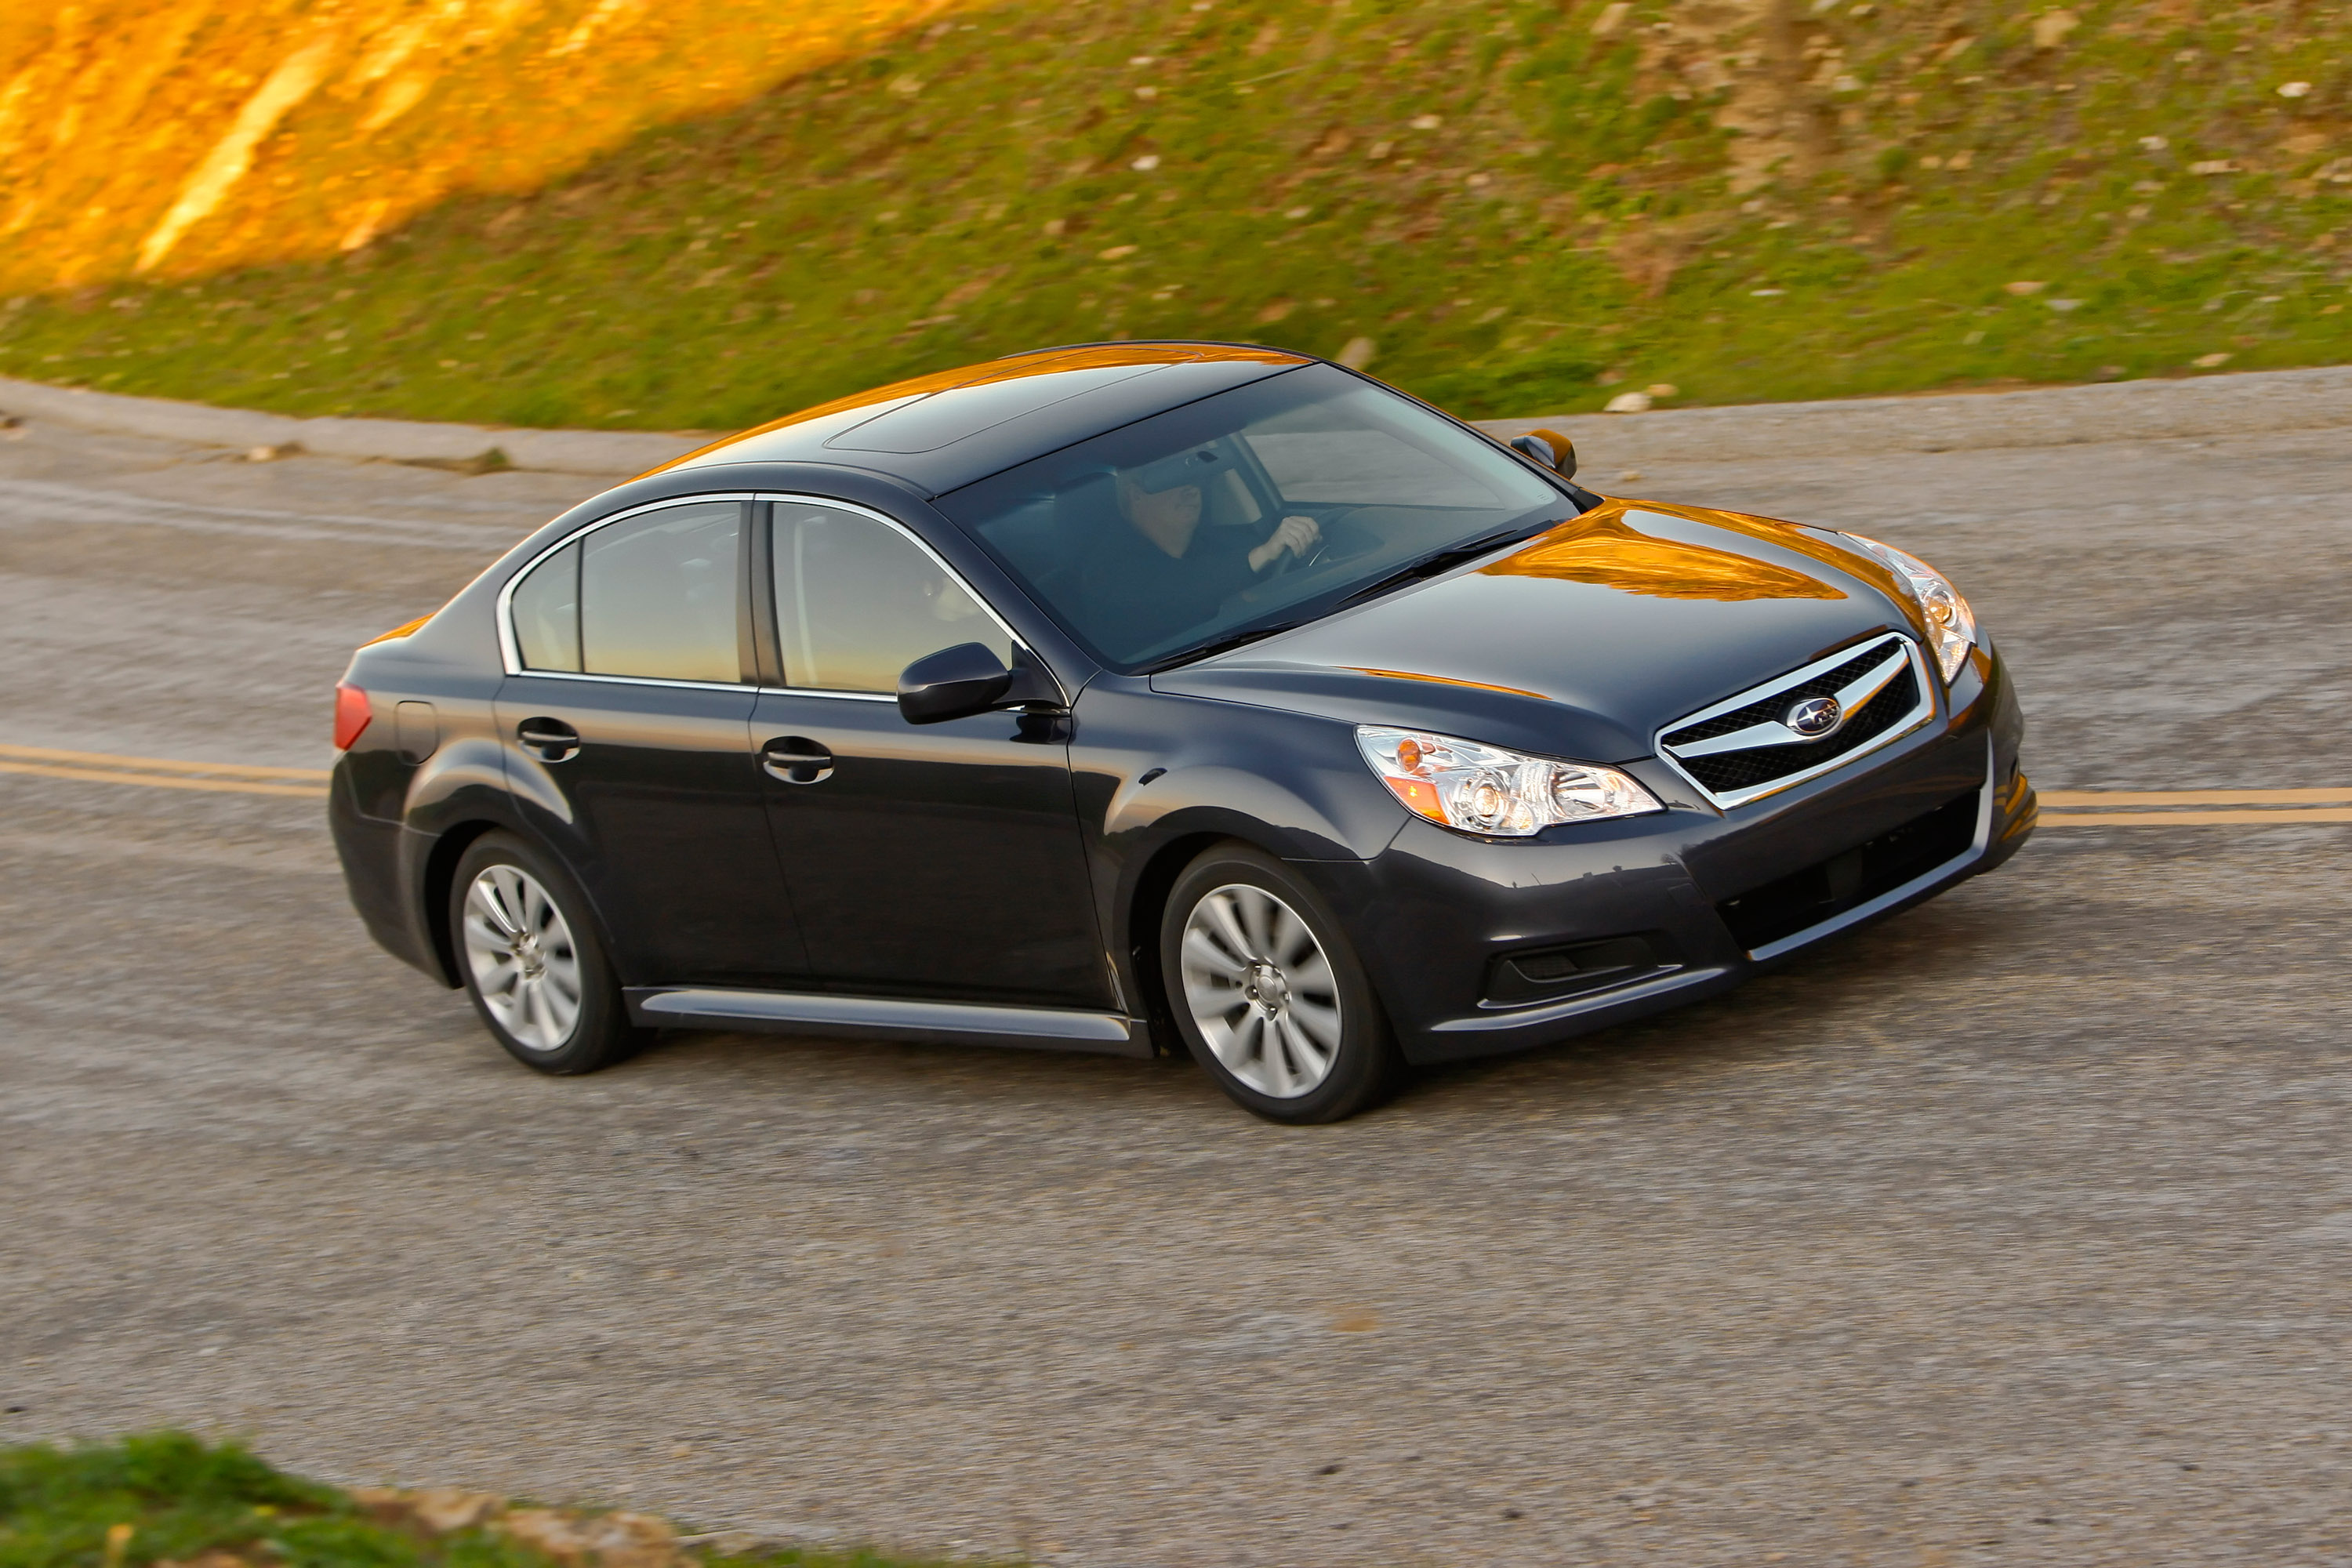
[449,832,640,1075]
[1161,842,1403,1123]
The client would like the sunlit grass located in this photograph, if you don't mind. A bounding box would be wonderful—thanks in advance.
[0,1432,994,1568]
[1,0,2344,427]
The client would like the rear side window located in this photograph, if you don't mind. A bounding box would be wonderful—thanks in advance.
[771,503,1009,693]
[510,503,745,683]
[583,501,743,682]
[511,540,582,671]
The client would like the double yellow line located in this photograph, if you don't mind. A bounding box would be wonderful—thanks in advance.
[2039,787,2352,827]
[0,742,329,799]
[1,742,2347,828]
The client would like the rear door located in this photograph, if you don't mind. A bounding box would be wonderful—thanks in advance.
[748,498,1106,1007]
[495,498,808,985]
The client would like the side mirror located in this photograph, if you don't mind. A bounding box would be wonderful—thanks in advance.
[897,642,1014,725]
[1508,428,1577,481]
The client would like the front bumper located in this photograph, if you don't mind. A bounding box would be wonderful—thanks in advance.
[1300,648,2032,1065]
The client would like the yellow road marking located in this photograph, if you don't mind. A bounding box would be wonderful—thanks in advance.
[0,741,329,781]
[1,741,2346,826]
[2041,787,2352,808]
[2040,807,2352,828]
[0,759,329,799]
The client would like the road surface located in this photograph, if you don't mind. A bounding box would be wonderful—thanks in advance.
[3,383,2350,1566]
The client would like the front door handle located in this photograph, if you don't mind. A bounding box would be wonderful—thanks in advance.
[516,717,581,763]
[760,735,833,785]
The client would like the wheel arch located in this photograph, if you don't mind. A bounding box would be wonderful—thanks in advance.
[420,819,504,987]
[1120,829,1285,1052]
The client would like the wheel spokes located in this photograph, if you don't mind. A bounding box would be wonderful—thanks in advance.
[1287,996,1343,1052]
[1236,887,1273,958]
[1181,924,1249,982]
[1270,902,1316,967]
[1178,881,1346,1102]
[1277,1013,1330,1078]
[463,863,583,1054]
[1200,891,1257,965]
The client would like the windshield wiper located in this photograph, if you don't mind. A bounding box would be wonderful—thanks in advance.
[1134,619,1310,675]
[1333,523,1551,610]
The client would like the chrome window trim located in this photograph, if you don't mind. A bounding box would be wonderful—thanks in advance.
[499,669,757,695]
[496,492,762,680]
[495,491,1051,702]
[1654,631,1937,811]
[757,688,900,704]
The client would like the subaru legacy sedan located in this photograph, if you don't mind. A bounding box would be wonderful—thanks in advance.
[329,342,2033,1122]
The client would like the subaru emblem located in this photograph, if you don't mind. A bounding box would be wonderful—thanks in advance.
[1785,695,1842,737]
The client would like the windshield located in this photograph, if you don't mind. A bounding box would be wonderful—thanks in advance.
[935,364,1576,672]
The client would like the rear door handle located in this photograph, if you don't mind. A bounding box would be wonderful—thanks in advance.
[516,717,581,762]
[760,735,833,785]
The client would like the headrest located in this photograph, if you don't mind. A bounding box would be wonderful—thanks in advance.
[1123,445,1229,495]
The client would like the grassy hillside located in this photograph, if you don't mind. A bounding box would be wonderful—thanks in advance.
[1,0,2346,426]
[0,0,991,292]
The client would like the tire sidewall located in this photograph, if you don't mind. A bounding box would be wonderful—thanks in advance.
[448,831,633,1074]
[1160,842,1399,1123]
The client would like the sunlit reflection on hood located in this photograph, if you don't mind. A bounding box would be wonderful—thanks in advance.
[1483,510,1849,603]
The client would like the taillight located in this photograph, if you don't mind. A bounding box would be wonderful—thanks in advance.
[333,684,372,750]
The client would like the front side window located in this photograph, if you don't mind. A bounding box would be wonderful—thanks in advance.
[935,363,1570,672]
[771,503,1010,693]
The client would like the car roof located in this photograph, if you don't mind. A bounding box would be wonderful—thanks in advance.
[643,341,1312,498]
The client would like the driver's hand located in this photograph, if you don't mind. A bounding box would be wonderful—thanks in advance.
[1249,514,1322,572]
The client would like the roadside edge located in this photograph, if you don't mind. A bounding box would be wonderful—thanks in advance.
[5,363,2348,477]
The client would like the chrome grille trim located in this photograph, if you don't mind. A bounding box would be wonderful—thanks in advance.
[1655,632,1936,810]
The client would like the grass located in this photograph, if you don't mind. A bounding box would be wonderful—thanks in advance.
[0,1434,987,1568]
[0,0,2346,428]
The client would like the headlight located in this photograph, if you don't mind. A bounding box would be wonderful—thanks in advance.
[1356,726,1662,837]
[1844,533,1976,682]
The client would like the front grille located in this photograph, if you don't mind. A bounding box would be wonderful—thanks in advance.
[1676,665,1919,795]
[1715,786,1980,953]
[1665,644,1897,746]
[1657,633,1933,808]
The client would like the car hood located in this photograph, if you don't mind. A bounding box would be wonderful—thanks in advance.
[1149,499,1922,764]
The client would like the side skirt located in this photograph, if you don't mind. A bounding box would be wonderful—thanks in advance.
[622,986,1154,1058]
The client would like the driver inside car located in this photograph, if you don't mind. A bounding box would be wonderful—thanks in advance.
[1079,448,1322,652]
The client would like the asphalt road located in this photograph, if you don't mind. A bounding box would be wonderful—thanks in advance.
[4,387,2350,1567]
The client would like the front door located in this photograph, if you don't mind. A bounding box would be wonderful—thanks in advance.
[496,499,808,985]
[750,499,1105,1007]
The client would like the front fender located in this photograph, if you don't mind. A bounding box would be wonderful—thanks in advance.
[1070,676,1409,1031]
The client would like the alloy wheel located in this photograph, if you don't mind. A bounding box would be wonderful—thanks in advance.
[461,864,584,1052]
[1178,883,1344,1098]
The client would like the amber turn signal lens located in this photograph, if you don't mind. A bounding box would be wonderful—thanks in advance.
[333,683,372,751]
[1382,773,1447,822]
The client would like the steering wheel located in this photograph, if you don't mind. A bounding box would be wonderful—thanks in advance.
[1265,510,1339,579]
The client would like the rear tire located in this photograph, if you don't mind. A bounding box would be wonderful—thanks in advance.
[449,832,641,1075]
[1161,842,1403,1123]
